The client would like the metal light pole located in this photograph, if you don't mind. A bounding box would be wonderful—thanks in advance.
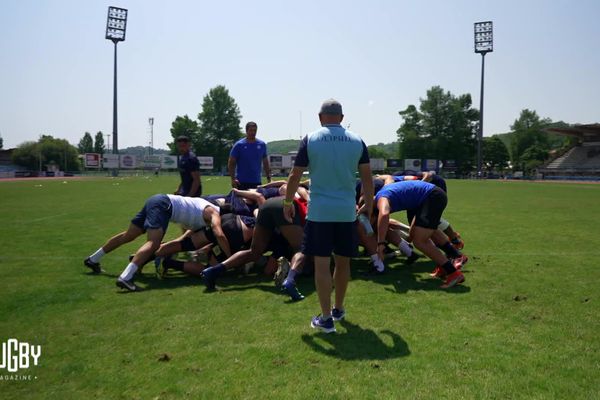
[148,117,154,155]
[474,21,493,177]
[105,7,128,156]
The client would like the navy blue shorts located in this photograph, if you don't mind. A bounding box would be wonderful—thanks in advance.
[131,194,172,233]
[238,182,261,190]
[301,220,358,257]
[256,187,281,199]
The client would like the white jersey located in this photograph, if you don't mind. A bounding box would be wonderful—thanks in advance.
[166,195,219,230]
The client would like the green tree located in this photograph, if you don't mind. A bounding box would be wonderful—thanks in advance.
[0,134,3,149]
[94,131,105,155]
[520,145,548,172]
[78,132,94,154]
[197,85,243,171]
[483,136,510,171]
[168,115,199,155]
[12,135,80,171]
[367,144,389,159]
[509,109,552,171]
[397,86,479,173]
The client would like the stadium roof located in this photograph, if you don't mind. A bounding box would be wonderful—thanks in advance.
[546,123,600,140]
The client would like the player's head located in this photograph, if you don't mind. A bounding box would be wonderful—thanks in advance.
[318,99,344,125]
[176,136,191,154]
[245,122,258,139]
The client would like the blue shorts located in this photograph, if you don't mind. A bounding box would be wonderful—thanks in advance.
[238,182,261,190]
[256,187,281,199]
[131,194,172,233]
[301,220,358,257]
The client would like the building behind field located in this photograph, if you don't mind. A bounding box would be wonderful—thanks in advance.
[540,124,600,180]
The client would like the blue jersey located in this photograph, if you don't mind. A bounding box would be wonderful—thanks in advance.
[295,124,369,222]
[375,180,435,212]
[178,151,201,196]
[230,138,267,184]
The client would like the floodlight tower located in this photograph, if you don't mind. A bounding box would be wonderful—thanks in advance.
[474,21,493,177]
[105,6,128,155]
[149,117,154,155]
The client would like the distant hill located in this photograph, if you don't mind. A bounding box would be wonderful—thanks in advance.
[118,146,171,157]
[267,140,300,154]
[267,139,400,158]
[368,142,398,158]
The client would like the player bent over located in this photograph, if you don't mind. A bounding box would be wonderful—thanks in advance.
[83,194,229,291]
[153,214,255,278]
[375,181,466,289]
[201,196,307,301]
[382,172,465,249]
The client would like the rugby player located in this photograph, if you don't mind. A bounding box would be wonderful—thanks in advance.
[83,194,229,291]
[374,180,466,289]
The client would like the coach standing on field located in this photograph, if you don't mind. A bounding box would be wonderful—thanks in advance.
[283,99,374,333]
[175,135,202,197]
[228,121,271,189]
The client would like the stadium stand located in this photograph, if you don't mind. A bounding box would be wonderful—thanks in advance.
[540,124,600,180]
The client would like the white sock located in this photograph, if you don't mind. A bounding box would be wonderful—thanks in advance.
[119,262,138,281]
[89,248,105,263]
[370,254,385,272]
[398,239,413,257]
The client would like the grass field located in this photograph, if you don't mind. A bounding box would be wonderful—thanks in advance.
[1,176,599,399]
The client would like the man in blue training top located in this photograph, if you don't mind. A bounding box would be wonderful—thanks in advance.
[284,99,374,333]
[175,136,202,197]
[374,180,466,289]
[228,121,271,190]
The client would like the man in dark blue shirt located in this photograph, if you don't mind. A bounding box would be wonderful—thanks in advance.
[175,136,202,197]
[228,121,271,190]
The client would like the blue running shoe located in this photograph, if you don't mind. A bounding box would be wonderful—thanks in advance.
[331,308,345,321]
[310,315,336,333]
[202,265,220,290]
[282,279,305,301]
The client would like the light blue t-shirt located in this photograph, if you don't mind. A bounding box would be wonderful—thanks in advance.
[294,124,369,222]
[230,138,267,184]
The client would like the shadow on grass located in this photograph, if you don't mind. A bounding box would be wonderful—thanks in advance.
[205,272,317,301]
[301,319,410,360]
[352,258,471,295]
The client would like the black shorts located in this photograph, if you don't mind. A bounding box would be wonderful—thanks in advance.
[256,197,301,230]
[406,187,447,229]
[301,220,358,257]
[268,232,294,260]
[430,176,447,193]
[205,214,249,260]
[131,194,172,233]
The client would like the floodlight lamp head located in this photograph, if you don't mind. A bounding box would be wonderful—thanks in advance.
[106,6,128,43]
[474,21,493,54]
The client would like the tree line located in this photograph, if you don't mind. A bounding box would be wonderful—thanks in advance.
[396,85,571,174]
[8,83,574,175]
[77,132,105,155]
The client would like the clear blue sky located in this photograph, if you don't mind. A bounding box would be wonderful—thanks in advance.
[1,0,599,150]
